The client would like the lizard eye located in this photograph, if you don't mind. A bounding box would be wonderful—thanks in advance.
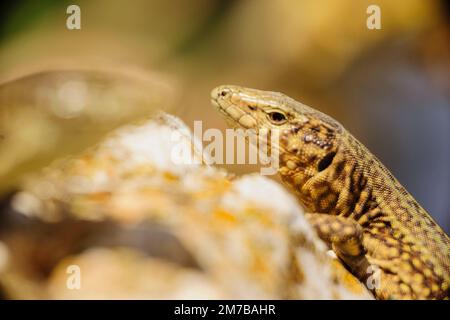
[267,111,287,125]
[218,88,231,98]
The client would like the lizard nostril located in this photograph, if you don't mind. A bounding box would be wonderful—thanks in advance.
[220,89,229,97]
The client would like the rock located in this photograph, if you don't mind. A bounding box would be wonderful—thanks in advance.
[0,113,372,299]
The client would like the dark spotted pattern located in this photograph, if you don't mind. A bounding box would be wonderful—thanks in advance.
[278,114,450,299]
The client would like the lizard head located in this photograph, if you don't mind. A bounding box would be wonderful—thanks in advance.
[211,85,345,192]
[211,85,294,131]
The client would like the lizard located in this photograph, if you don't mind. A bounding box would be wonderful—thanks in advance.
[210,85,450,299]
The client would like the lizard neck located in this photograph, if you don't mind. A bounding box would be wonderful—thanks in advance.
[278,133,370,218]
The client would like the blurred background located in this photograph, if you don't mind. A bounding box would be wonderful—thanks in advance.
[1,0,449,232]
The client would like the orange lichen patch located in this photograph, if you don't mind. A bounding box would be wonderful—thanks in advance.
[250,253,270,274]
[213,209,237,224]
[104,190,171,224]
[191,179,231,199]
[162,171,179,181]
[249,253,275,291]
[243,208,275,227]
[217,178,232,191]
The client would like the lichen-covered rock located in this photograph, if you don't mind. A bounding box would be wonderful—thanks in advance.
[0,113,372,299]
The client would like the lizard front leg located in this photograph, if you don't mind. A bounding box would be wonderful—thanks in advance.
[305,213,371,278]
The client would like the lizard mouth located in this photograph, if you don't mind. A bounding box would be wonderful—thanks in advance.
[210,96,230,120]
[210,86,238,121]
[210,87,225,110]
[210,95,221,110]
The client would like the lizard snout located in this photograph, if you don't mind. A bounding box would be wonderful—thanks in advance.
[211,86,232,101]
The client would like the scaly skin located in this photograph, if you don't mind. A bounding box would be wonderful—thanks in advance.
[211,85,450,299]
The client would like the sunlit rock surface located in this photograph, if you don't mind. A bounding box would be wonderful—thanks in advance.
[0,113,372,299]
